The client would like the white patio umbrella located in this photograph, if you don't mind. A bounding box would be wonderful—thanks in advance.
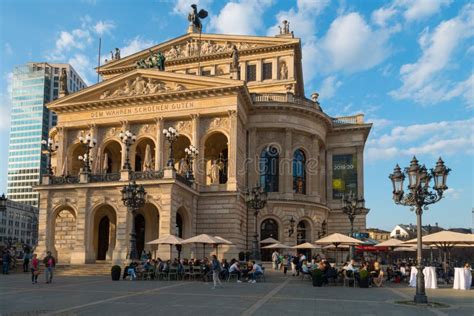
[374,238,404,248]
[181,234,222,258]
[262,243,292,249]
[213,236,233,257]
[260,237,279,244]
[143,144,153,171]
[404,231,474,274]
[315,233,361,264]
[147,234,183,260]
[292,242,321,249]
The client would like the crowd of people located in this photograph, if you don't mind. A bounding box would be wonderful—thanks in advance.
[1,247,56,284]
[122,254,265,289]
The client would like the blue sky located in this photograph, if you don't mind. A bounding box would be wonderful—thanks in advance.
[0,0,472,231]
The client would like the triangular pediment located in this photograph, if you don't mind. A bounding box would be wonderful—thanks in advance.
[99,33,300,74]
[48,69,244,111]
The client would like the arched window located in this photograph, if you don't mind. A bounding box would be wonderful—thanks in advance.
[259,146,279,192]
[297,221,307,244]
[260,218,279,240]
[293,149,306,194]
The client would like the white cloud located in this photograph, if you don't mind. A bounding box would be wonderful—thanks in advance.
[317,12,393,73]
[319,76,342,99]
[396,0,452,22]
[209,0,273,35]
[390,4,474,105]
[120,36,155,58]
[444,188,461,200]
[68,54,94,86]
[49,28,93,60]
[366,118,474,162]
[94,20,115,35]
[372,6,398,27]
[173,0,213,16]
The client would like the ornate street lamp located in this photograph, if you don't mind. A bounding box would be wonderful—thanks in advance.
[184,145,199,181]
[41,137,59,176]
[288,216,295,237]
[78,133,96,173]
[163,127,179,169]
[121,181,147,261]
[389,157,450,304]
[119,130,137,171]
[342,191,365,259]
[245,185,267,260]
[0,193,7,212]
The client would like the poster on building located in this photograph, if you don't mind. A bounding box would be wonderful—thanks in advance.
[332,154,357,199]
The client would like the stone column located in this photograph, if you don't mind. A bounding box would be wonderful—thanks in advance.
[56,127,66,176]
[112,204,130,265]
[240,62,247,81]
[248,127,257,187]
[283,128,293,194]
[288,54,295,79]
[71,189,87,264]
[256,60,262,82]
[320,148,327,203]
[155,117,164,171]
[191,114,200,181]
[272,58,278,80]
[120,121,129,168]
[35,190,51,258]
[311,136,320,197]
[227,110,238,190]
[356,146,364,198]
[89,124,98,173]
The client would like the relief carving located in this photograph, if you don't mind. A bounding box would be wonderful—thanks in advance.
[163,39,259,61]
[99,76,184,100]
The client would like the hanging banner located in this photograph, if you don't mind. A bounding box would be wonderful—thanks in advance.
[332,154,357,199]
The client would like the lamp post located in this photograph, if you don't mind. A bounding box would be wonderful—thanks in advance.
[342,192,365,259]
[389,157,450,304]
[119,130,137,171]
[41,137,59,176]
[163,127,179,169]
[245,185,267,260]
[288,216,295,237]
[184,145,198,181]
[121,181,147,261]
[78,133,96,173]
[0,193,7,212]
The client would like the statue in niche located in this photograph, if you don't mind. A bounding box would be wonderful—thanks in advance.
[230,45,239,70]
[280,62,288,80]
[208,160,222,184]
[178,158,189,176]
[59,68,68,95]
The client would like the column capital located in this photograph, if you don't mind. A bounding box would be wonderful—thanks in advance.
[190,113,200,120]
[227,110,237,118]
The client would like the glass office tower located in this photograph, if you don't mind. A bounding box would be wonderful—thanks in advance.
[7,62,87,207]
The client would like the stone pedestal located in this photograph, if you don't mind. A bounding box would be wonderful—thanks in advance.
[79,171,89,183]
[120,169,130,181]
[163,167,176,179]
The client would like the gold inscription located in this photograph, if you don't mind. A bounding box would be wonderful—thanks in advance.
[90,102,194,118]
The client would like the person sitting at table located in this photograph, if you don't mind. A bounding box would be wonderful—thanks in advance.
[229,259,242,283]
[372,261,384,287]
[127,262,137,280]
[220,258,229,280]
[248,261,263,283]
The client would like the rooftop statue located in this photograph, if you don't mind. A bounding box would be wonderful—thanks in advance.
[59,68,69,96]
[188,4,208,33]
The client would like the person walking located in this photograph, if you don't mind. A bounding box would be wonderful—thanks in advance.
[2,251,10,274]
[211,255,222,289]
[31,254,39,284]
[43,251,56,284]
[271,251,279,270]
[23,251,31,273]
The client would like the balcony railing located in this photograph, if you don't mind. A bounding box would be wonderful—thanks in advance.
[332,114,365,125]
[130,170,164,181]
[175,173,193,187]
[89,173,121,183]
[50,175,79,185]
[252,93,320,109]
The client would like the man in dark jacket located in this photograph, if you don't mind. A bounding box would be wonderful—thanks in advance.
[2,251,10,274]
[43,251,56,283]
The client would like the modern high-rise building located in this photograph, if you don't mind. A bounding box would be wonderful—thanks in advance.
[7,62,87,207]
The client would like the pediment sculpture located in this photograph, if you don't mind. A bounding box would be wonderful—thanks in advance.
[99,76,187,100]
[163,40,258,61]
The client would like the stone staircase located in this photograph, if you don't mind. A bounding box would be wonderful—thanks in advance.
[55,261,113,276]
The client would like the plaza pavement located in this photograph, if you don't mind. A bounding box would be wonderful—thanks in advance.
[0,271,472,316]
